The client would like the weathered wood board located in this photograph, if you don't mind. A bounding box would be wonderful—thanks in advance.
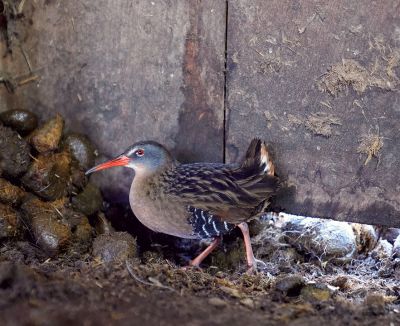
[226,0,400,227]
[0,0,226,202]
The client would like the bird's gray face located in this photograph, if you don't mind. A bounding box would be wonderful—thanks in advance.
[123,142,172,176]
[85,141,174,178]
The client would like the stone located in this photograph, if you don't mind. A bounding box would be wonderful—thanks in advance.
[21,151,72,201]
[282,214,357,261]
[0,109,38,135]
[352,223,379,253]
[62,133,96,170]
[0,125,31,178]
[29,114,64,153]
[0,178,26,206]
[21,198,72,255]
[92,212,114,235]
[393,235,400,258]
[275,275,305,297]
[300,283,332,302]
[71,183,103,216]
[371,240,393,260]
[92,232,137,264]
[382,228,400,244]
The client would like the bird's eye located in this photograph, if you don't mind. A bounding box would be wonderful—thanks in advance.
[136,149,144,157]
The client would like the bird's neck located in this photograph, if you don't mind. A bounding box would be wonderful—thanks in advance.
[131,161,175,190]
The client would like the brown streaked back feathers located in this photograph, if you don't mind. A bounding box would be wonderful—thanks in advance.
[150,139,279,224]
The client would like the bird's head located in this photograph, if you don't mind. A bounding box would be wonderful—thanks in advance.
[85,141,175,178]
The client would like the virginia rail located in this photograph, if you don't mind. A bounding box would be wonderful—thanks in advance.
[86,139,279,272]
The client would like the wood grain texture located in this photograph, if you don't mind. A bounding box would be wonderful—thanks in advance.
[0,0,226,201]
[226,0,400,227]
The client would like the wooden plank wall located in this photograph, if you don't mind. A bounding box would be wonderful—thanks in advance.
[226,0,400,227]
[1,0,400,227]
[0,0,226,202]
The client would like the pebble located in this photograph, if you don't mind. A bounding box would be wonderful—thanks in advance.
[30,114,64,153]
[282,215,357,260]
[21,151,72,201]
[92,232,137,264]
[62,133,96,170]
[352,223,379,253]
[0,109,38,135]
[393,235,400,258]
[275,274,305,297]
[370,240,393,260]
[382,228,400,244]
[0,125,31,177]
[72,183,103,216]
[300,283,332,302]
[93,212,115,235]
[0,178,26,206]
[21,198,72,255]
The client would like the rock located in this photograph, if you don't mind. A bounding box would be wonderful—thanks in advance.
[0,178,26,206]
[0,109,38,135]
[70,165,88,190]
[0,125,31,177]
[282,215,357,261]
[62,133,96,170]
[300,283,332,302]
[208,297,227,308]
[330,276,348,290]
[29,114,64,153]
[352,223,379,253]
[92,232,137,264]
[364,293,386,315]
[21,198,72,255]
[393,235,400,258]
[0,203,20,239]
[275,275,305,297]
[370,240,393,260]
[71,183,103,216]
[382,228,400,244]
[93,212,114,235]
[62,208,93,250]
[21,151,72,201]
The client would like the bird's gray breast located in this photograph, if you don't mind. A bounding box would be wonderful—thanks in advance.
[129,183,197,239]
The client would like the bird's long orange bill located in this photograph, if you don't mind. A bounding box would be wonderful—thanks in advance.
[85,155,130,175]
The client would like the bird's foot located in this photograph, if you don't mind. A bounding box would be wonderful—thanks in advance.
[245,258,267,274]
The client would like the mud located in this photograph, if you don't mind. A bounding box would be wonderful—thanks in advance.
[1,223,399,326]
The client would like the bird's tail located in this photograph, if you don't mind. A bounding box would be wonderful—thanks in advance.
[240,138,275,176]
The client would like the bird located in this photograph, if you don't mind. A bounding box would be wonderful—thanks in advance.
[86,139,279,272]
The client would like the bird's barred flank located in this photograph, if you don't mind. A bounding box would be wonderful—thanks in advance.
[187,206,235,239]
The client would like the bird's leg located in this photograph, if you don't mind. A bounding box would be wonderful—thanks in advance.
[189,238,220,267]
[238,222,264,273]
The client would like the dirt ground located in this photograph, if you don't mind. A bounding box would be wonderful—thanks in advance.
[1,214,399,326]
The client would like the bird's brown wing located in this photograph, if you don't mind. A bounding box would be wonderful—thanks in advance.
[158,162,278,224]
